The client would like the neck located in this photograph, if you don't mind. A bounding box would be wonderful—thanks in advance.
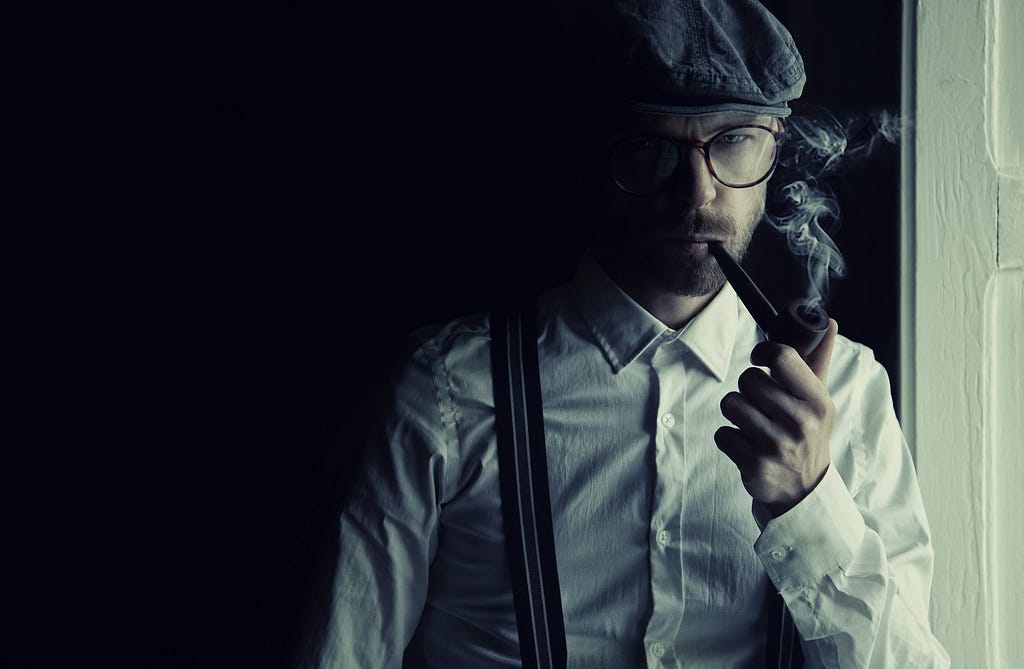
[592,250,720,330]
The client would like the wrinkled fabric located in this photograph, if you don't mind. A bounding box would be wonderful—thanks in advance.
[310,251,949,668]
[570,0,805,117]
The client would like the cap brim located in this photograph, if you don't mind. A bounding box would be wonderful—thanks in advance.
[586,96,793,118]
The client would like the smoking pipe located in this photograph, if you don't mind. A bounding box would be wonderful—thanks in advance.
[708,242,830,357]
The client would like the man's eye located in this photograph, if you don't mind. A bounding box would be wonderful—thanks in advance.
[720,133,751,144]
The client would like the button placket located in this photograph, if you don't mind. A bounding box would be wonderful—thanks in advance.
[647,343,686,666]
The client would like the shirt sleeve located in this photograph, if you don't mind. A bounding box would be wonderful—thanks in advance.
[752,352,951,668]
[305,336,453,669]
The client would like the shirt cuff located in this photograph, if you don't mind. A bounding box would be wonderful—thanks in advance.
[753,464,866,592]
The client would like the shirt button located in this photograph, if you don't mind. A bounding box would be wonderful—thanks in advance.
[656,530,671,546]
[769,548,788,560]
[660,413,676,427]
[651,641,666,657]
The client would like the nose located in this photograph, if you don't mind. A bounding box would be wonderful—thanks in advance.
[671,147,717,208]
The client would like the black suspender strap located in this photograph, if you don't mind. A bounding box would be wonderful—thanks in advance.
[490,297,568,669]
[490,296,800,669]
[764,588,804,669]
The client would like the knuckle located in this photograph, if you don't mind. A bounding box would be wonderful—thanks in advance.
[811,397,836,422]
[777,346,803,369]
[750,340,776,361]
[769,432,794,456]
[751,342,788,367]
[786,411,819,442]
[737,367,762,392]
[777,420,804,446]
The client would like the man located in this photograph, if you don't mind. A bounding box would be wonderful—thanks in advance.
[304,1,950,666]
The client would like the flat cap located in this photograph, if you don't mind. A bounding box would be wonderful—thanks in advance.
[570,0,806,117]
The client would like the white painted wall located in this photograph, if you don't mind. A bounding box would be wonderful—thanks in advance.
[908,0,1023,666]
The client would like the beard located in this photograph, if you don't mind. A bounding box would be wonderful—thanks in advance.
[593,204,762,297]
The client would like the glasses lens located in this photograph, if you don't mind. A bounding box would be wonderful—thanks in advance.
[609,138,679,195]
[707,127,777,187]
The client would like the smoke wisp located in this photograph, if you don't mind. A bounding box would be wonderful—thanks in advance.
[764,106,901,307]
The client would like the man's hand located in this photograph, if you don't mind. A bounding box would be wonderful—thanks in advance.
[714,319,840,517]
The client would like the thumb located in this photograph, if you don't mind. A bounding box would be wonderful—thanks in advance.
[805,318,839,385]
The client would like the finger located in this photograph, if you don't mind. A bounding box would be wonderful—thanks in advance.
[736,367,804,429]
[804,318,839,384]
[719,391,783,447]
[714,425,754,469]
[749,341,825,402]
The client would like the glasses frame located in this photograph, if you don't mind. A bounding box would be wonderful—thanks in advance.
[608,124,784,195]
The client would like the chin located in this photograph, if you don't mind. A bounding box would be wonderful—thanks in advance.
[664,275,728,297]
[648,255,728,296]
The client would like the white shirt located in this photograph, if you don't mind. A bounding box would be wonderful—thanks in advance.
[309,252,950,668]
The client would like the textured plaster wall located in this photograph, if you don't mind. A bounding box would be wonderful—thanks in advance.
[911,0,1023,666]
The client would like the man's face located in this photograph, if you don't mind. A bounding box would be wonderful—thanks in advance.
[589,111,776,297]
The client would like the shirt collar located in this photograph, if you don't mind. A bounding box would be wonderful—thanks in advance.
[569,249,741,380]
[675,278,740,381]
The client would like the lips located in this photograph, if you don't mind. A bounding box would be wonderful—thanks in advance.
[660,237,715,257]
[661,236,720,243]
[655,230,720,241]
[658,234,725,245]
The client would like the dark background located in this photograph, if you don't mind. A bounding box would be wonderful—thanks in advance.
[10,2,901,668]
[258,3,902,667]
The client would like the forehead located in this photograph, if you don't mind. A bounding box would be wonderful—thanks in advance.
[607,110,776,140]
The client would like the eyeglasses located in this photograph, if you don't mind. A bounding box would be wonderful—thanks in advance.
[608,124,782,195]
